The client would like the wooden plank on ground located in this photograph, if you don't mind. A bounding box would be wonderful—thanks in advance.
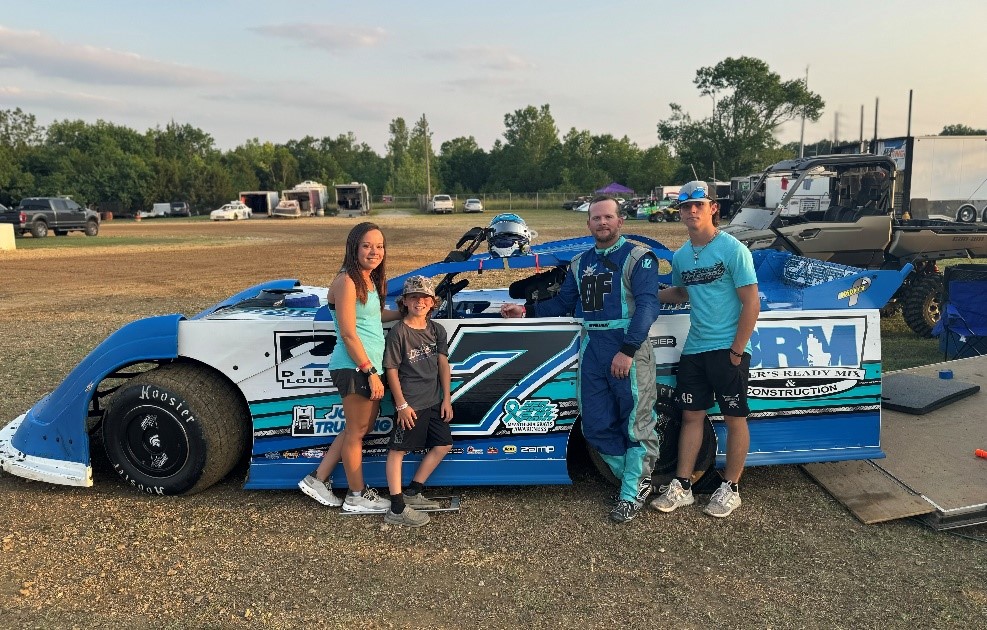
[802,460,934,525]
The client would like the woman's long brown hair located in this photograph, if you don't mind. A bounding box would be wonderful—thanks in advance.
[340,222,386,308]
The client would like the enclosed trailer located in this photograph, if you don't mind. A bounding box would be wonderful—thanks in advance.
[239,191,279,218]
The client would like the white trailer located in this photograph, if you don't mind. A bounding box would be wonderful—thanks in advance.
[239,191,279,218]
[334,182,371,217]
[281,181,328,217]
[878,135,987,222]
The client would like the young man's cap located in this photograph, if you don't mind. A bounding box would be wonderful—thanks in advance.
[673,180,713,208]
[398,275,436,299]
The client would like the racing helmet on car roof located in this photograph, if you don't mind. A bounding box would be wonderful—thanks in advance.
[487,213,531,258]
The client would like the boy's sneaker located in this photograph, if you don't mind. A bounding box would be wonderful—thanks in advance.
[298,474,343,507]
[650,478,695,513]
[403,492,441,510]
[342,487,391,513]
[384,505,430,527]
[704,481,742,518]
[608,499,642,524]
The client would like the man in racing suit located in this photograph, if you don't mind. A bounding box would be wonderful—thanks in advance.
[501,196,662,523]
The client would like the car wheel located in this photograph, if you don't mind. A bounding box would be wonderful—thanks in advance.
[584,394,716,490]
[84,220,99,237]
[957,205,976,223]
[102,363,249,495]
[901,274,943,338]
[653,212,665,223]
[30,221,48,238]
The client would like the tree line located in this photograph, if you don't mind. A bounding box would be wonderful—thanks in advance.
[0,57,981,212]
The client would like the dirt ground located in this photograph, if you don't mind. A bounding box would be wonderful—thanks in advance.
[1,212,985,629]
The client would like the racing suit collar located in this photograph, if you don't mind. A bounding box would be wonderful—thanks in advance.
[595,235,626,256]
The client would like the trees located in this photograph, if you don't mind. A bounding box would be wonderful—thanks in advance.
[438,136,488,194]
[489,105,562,191]
[940,123,987,136]
[658,57,824,181]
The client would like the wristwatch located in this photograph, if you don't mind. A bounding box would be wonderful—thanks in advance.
[362,365,378,375]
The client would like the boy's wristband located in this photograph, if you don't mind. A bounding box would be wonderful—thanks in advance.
[729,348,744,358]
[395,402,410,411]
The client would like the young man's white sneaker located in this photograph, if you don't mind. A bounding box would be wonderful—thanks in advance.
[342,487,391,513]
[650,478,695,513]
[704,481,742,518]
[298,474,343,507]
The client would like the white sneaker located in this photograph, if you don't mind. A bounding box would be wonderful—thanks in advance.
[650,478,695,513]
[704,481,742,518]
[298,474,342,507]
[342,487,391,513]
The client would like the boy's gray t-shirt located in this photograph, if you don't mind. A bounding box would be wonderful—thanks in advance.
[383,320,449,410]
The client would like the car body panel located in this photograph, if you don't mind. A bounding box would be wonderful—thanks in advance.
[1,235,909,491]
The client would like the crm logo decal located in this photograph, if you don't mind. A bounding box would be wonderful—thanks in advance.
[497,398,558,433]
[290,405,393,436]
[748,318,868,399]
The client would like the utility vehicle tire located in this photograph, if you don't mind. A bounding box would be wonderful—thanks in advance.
[652,212,665,223]
[901,274,943,338]
[31,221,48,238]
[957,205,976,223]
[84,220,99,237]
[585,395,716,489]
[102,363,250,495]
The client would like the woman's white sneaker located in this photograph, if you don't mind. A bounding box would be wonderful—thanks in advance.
[298,474,343,508]
[342,487,391,513]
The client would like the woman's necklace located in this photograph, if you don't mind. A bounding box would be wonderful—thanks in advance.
[690,230,720,263]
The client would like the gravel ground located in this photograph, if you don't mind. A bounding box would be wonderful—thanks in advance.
[1,214,985,629]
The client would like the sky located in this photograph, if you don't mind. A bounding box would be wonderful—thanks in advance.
[2,1,986,155]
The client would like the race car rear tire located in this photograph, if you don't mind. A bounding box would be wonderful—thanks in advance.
[102,363,249,495]
[901,274,943,338]
[584,397,716,489]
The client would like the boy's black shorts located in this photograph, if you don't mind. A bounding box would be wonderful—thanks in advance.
[330,369,375,399]
[676,349,751,417]
[388,403,453,451]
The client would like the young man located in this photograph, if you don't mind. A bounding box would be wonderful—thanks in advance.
[653,181,760,518]
[500,198,662,523]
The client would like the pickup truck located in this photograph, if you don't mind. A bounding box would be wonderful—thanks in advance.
[723,154,987,336]
[0,197,100,238]
[428,194,454,214]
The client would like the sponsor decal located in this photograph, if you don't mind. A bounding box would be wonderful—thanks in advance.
[651,335,676,348]
[486,446,499,454]
[503,445,517,454]
[263,452,281,460]
[749,318,867,399]
[450,447,464,455]
[837,277,871,306]
[283,451,299,459]
[466,446,485,455]
[301,449,325,459]
[290,405,393,437]
[520,445,555,454]
[497,398,558,433]
[274,331,338,389]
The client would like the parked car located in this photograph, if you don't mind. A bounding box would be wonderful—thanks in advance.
[1,196,100,237]
[0,226,909,497]
[463,198,484,213]
[169,202,191,217]
[210,201,252,221]
[562,196,590,210]
[574,201,589,212]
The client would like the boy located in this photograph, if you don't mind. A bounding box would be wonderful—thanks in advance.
[382,276,454,527]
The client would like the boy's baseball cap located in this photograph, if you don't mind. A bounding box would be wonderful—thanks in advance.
[398,275,436,300]
[673,181,713,207]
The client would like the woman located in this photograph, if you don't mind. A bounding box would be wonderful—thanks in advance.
[299,222,401,512]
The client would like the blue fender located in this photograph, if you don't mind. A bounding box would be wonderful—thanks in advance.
[12,314,184,466]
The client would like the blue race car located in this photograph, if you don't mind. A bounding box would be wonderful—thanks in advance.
[0,229,910,495]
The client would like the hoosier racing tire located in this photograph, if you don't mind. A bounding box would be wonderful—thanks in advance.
[102,363,249,495]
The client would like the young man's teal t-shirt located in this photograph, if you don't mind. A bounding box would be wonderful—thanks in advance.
[671,231,757,355]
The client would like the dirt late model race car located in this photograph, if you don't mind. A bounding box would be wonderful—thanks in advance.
[0,229,911,496]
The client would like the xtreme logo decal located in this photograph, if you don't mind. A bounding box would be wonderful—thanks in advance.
[445,323,580,435]
[747,317,869,399]
[274,331,337,389]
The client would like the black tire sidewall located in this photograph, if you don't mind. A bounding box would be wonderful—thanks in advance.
[103,381,208,495]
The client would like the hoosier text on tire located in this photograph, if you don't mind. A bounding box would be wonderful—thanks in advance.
[102,363,249,495]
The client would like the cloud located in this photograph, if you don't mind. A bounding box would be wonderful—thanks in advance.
[250,23,386,53]
[200,81,393,122]
[0,85,135,114]
[421,46,534,72]
[0,25,227,87]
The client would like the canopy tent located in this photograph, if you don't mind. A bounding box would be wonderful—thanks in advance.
[594,182,635,195]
